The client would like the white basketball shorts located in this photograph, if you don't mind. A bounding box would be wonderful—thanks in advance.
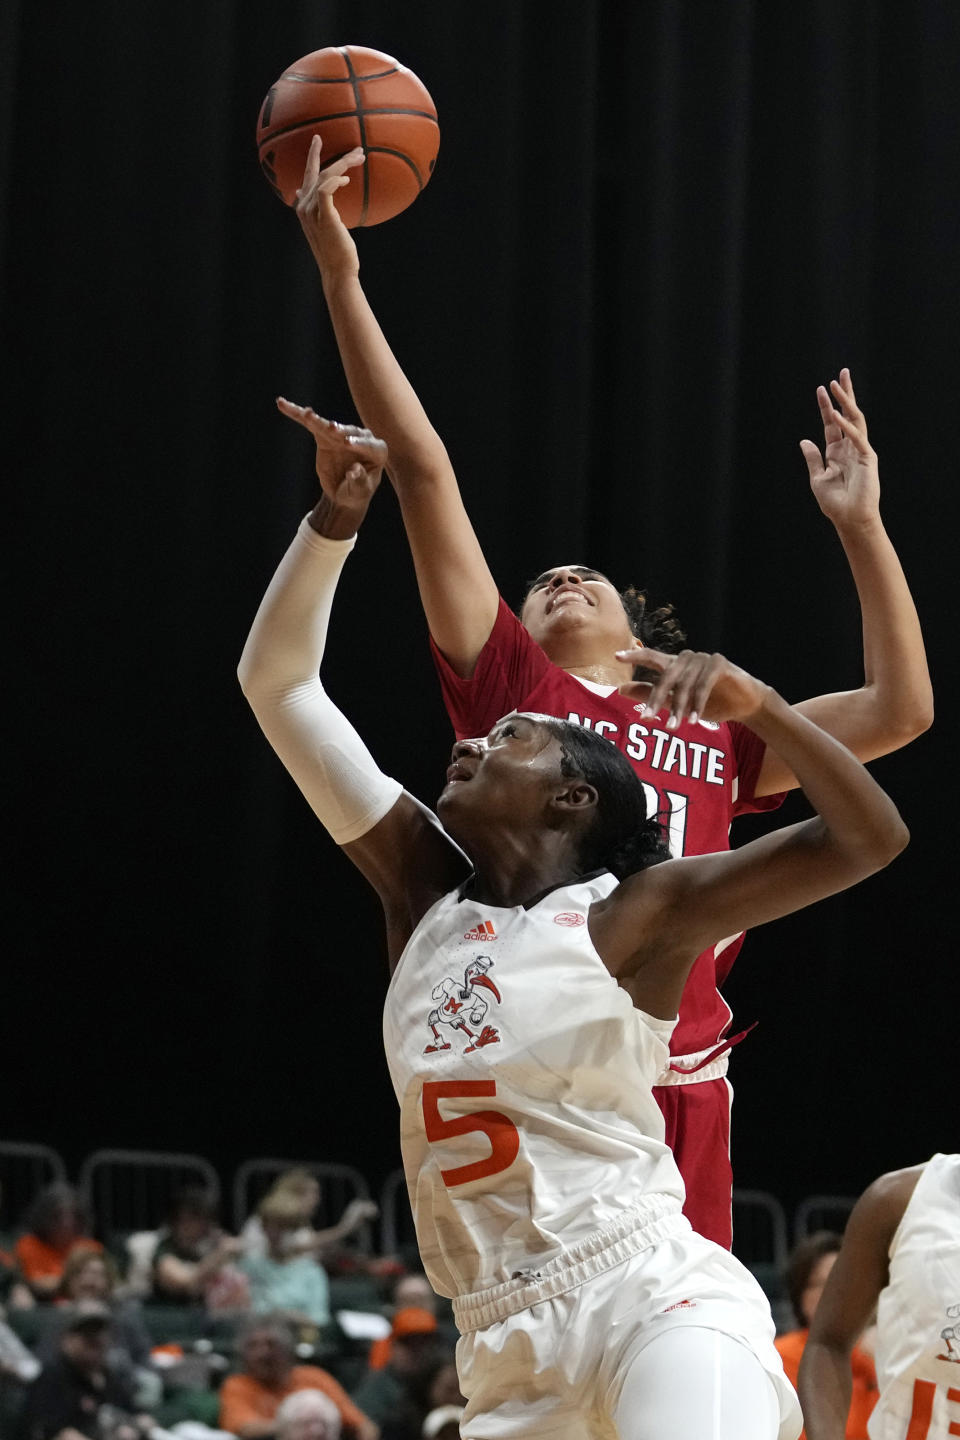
[452,1198,801,1440]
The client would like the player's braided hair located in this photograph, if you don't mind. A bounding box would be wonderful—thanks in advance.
[542,719,671,880]
[619,586,687,681]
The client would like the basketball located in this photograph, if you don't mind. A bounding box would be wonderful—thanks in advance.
[256,45,439,227]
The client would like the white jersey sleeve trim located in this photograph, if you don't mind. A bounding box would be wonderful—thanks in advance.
[238,515,403,845]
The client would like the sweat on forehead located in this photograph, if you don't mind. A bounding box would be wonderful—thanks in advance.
[490,711,556,734]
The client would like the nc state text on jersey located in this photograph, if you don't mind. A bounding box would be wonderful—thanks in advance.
[566,714,728,785]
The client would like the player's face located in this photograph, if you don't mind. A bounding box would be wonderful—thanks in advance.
[520,565,635,654]
[437,713,565,837]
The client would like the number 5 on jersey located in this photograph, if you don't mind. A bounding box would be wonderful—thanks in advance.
[422,1080,520,1188]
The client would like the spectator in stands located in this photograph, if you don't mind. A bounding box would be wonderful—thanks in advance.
[365,1275,438,1373]
[218,1314,377,1440]
[775,1230,877,1439]
[35,1250,157,1407]
[241,1173,378,1272]
[240,1194,331,1332]
[14,1185,102,1300]
[275,1388,342,1440]
[18,1300,156,1440]
[152,1188,250,1314]
[351,1310,448,1440]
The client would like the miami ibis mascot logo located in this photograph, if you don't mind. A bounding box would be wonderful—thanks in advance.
[938,1303,960,1363]
[424,956,502,1056]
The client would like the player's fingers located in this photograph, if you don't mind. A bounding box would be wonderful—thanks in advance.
[833,410,873,456]
[816,384,843,444]
[316,147,365,187]
[688,655,726,722]
[799,439,825,480]
[829,374,863,425]
[303,133,322,185]
[665,653,709,728]
[642,652,683,718]
[346,437,389,468]
[614,643,645,669]
[833,370,869,442]
[275,396,315,428]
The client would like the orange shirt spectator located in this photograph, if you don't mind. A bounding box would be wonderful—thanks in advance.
[366,1273,439,1371]
[14,1233,102,1286]
[221,1315,377,1440]
[219,1363,368,1436]
[776,1327,877,1438]
[15,1184,102,1297]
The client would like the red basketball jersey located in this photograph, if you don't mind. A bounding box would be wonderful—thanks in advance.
[430,599,784,1057]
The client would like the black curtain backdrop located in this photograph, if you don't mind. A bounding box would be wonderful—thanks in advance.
[4,2,957,1230]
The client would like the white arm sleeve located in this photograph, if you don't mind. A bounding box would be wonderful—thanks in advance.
[238,516,403,845]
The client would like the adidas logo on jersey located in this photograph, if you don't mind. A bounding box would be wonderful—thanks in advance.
[463,921,496,941]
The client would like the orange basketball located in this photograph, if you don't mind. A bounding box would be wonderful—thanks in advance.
[256,45,440,227]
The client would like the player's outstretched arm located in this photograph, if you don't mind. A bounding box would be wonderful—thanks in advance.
[591,648,909,1019]
[294,136,499,677]
[238,409,470,968]
[799,1166,921,1439]
[754,369,933,796]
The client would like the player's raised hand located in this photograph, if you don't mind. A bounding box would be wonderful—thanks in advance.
[619,648,769,729]
[799,368,880,530]
[296,134,365,280]
[276,398,386,529]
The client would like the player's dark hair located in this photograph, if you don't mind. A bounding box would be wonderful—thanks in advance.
[543,719,671,879]
[784,1230,844,1327]
[619,586,687,680]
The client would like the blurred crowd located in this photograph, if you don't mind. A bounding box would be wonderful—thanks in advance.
[0,1174,464,1440]
[1,1173,879,1440]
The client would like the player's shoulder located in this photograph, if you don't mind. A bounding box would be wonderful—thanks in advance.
[849,1163,925,1243]
[862,1162,926,1205]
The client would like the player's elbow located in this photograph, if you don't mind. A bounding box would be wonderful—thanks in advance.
[387,443,455,491]
[906,690,934,739]
[875,807,911,867]
[237,653,259,703]
[237,642,273,705]
[850,810,910,877]
[875,687,934,749]
[819,809,909,885]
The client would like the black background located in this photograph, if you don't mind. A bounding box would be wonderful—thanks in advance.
[4,2,956,1236]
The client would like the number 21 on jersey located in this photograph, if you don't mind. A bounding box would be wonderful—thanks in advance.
[422,1080,520,1188]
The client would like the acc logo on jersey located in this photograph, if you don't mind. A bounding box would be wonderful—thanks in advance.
[554,912,585,927]
[424,956,503,1056]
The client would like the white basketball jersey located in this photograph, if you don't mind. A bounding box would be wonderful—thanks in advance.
[382,873,685,1299]
[869,1153,960,1439]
